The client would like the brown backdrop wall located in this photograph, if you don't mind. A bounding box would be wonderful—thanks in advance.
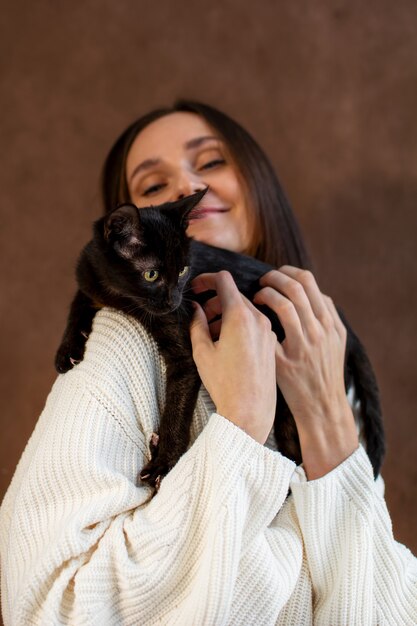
[1,0,416,584]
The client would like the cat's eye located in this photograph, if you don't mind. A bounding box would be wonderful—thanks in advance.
[143,269,159,282]
[179,266,189,277]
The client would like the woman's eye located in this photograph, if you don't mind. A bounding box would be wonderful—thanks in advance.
[142,183,166,196]
[143,269,159,282]
[178,266,189,277]
[199,158,225,171]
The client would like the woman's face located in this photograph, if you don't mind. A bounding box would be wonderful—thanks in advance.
[125,112,254,253]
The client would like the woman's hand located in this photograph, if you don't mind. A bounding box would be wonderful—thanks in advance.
[190,271,278,445]
[253,266,359,480]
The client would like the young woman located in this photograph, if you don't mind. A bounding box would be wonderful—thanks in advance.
[0,101,416,625]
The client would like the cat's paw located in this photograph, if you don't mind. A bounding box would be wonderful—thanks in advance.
[139,457,174,490]
[55,340,85,373]
[139,434,176,490]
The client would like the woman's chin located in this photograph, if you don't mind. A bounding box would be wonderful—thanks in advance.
[187,230,237,253]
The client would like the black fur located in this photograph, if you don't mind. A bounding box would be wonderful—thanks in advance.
[56,190,385,487]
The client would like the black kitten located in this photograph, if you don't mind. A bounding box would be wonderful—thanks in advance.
[56,190,385,487]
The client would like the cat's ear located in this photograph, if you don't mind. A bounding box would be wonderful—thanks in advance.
[160,187,209,228]
[104,204,142,258]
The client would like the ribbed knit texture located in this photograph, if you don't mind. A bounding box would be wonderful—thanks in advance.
[1,308,416,625]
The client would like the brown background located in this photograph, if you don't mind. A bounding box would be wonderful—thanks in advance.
[1,0,416,586]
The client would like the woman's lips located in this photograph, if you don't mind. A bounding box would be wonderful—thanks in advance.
[188,207,230,221]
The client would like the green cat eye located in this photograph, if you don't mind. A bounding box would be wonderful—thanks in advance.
[143,270,159,282]
[179,266,189,277]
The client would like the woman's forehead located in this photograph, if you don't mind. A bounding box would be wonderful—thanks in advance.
[126,112,221,175]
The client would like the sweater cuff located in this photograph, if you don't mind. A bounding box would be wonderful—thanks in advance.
[177,412,297,534]
[203,412,296,485]
[290,444,376,515]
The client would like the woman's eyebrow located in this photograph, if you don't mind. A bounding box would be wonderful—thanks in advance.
[129,136,220,183]
[129,158,160,183]
[184,135,219,150]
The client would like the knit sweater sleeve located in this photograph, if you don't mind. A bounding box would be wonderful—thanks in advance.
[0,309,296,626]
[290,445,417,625]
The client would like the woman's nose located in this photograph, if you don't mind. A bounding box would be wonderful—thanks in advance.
[175,171,206,199]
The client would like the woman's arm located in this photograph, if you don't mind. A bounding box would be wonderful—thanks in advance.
[253,266,359,478]
[250,266,417,623]
[0,306,296,626]
[290,445,417,625]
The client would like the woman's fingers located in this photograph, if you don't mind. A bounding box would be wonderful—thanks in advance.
[192,271,265,321]
[189,302,214,355]
[191,271,239,302]
[202,295,222,322]
[260,267,331,327]
[323,295,347,339]
[191,272,244,320]
[253,286,303,346]
[194,268,345,348]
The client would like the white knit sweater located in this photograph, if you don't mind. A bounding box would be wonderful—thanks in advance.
[1,308,416,626]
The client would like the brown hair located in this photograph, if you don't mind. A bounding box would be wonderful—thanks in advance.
[101,100,312,270]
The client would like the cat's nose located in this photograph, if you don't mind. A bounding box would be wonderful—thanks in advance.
[167,291,181,309]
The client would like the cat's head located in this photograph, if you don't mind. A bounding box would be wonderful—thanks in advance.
[94,189,206,315]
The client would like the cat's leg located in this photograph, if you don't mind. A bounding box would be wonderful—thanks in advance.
[55,290,97,373]
[334,308,385,477]
[345,333,385,478]
[273,387,302,465]
[140,359,201,490]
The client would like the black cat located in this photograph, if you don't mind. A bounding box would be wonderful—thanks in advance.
[55,190,385,487]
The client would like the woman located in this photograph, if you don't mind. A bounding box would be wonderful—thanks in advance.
[0,101,416,625]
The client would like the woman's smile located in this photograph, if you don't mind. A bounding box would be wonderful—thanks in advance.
[187,205,231,223]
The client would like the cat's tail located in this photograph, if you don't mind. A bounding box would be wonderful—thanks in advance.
[341,310,386,478]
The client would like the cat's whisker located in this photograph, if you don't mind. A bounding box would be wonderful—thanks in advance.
[125,303,147,318]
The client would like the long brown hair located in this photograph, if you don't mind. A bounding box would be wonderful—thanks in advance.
[101,100,312,270]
